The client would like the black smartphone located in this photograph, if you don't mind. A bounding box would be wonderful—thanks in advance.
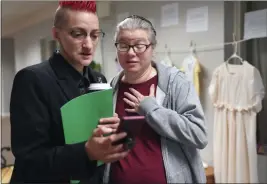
[112,116,145,150]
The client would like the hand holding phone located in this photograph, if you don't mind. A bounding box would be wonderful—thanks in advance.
[113,116,145,150]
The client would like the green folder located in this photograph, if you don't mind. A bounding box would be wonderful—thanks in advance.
[60,89,113,183]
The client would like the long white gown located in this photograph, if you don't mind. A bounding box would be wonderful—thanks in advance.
[209,61,265,183]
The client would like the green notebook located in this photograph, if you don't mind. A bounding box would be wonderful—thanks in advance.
[60,89,113,183]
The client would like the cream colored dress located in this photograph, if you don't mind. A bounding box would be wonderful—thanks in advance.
[209,61,265,183]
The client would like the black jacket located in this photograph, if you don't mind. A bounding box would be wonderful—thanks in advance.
[10,52,107,183]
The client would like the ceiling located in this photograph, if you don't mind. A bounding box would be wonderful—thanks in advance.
[2,1,58,37]
[2,1,57,22]
[1,1,111,37]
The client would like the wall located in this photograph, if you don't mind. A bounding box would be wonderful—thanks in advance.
[1,116,15,166]
[1,38,15,115]
[0,5,1,118]
[13,19,54,73]
[1,38,16,166]
[13,18,104,73]
[1,18,55,168]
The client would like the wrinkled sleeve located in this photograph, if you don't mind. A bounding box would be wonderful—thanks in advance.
[250,68,265,113]
[208,68,219,104]
[138,74,208,149]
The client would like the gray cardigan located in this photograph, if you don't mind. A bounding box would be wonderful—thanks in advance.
[103,62,208,183]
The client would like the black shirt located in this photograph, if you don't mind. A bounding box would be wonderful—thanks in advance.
[54,51,107,95]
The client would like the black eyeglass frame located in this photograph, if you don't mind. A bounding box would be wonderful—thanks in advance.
[64,28,106,42]
[114,43,152,53]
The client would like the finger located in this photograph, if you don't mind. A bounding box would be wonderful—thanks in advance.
[108,144,124,154]
[129,88,143,99]
[97,123,119,131]
[104,151,129,163]
[125,108,136,113]
[99,116,120,124]
[104,132,127,144]
[149,84,155,97]
[124,92,138,103]
[114,113,118,117]
[123,98,136,107]
[93,126,113,137]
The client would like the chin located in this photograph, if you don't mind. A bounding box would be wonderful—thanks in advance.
[124,67,140,73]
[79,59,93,66]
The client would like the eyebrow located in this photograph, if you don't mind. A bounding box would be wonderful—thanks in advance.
[91,29,102,33]
[70,27,102,33]
[118,38,148,43]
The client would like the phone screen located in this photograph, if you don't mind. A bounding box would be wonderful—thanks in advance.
[119,116,145,133]
[113,116,145,150]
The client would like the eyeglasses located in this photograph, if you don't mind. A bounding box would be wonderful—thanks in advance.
[67,28,105,43]
[115,43,152,53]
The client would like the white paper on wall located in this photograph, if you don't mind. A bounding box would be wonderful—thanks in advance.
[186,6,209,33]
[117,12,130,23]
[161,3,179,27]
[244,9,267,39]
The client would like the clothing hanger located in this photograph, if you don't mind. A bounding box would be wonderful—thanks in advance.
[188,40,198,61]
[162,44,173,66]
[189,40,197,57]
[225,33,244,65]
[182,41,198,72]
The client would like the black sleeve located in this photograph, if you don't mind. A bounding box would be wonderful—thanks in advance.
[10,69,97,182]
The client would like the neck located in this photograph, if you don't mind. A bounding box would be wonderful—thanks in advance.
[60,50,83,73]
[123,65,156,84]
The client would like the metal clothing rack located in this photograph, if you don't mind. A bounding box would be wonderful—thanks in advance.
[156,36,252,55]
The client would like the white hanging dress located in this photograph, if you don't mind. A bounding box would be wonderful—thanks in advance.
[209,61,265,183]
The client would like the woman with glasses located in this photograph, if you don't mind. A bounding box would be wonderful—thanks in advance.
[102,15,208,184]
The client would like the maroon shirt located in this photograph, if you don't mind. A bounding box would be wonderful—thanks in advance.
[110,75,167,184]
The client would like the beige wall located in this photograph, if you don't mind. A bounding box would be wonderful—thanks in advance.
[1,116,14,166]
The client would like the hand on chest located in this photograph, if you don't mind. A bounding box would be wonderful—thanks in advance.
[116,76,157,117]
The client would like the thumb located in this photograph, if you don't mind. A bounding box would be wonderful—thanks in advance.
[149,84,155,97]
[113,113,118,117]
[93,126,113,137]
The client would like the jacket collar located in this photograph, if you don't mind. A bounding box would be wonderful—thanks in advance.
[49,51,90,100]
[49,51,88,81]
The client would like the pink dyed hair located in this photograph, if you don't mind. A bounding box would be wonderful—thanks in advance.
[58,1,96,13]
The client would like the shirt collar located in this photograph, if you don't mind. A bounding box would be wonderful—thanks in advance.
[51,51,90,88]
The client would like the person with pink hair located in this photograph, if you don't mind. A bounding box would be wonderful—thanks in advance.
[9,1,128,183]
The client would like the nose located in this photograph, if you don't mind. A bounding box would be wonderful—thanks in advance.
[127,47,136,56]
[82,36,93,49]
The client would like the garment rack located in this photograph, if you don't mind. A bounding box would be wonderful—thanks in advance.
[156,37,253,54]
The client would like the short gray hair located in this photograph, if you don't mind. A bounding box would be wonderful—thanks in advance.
[114,15,157,47]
